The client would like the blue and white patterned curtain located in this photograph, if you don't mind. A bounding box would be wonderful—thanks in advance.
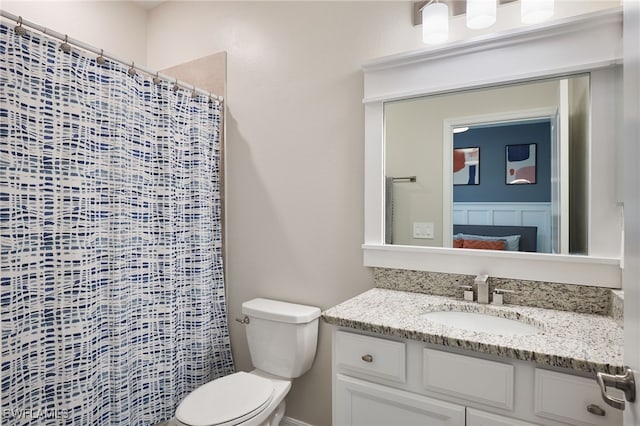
[0,23,234,425]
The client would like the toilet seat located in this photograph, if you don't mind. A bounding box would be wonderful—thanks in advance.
[175,371,274,426]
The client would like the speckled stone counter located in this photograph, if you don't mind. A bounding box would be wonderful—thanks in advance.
[322,288,624,375]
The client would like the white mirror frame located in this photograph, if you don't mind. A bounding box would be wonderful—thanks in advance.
[363,8,623,288]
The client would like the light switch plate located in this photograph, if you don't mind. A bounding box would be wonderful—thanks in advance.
[413,222,434,239]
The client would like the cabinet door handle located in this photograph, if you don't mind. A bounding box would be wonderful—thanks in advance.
[586,404,606,416]
[597,368,636,410]
[361,354,373,363]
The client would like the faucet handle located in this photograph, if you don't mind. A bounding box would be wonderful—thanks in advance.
[492,288,516,305]
[494,288,516,294]
[458,285,474,301]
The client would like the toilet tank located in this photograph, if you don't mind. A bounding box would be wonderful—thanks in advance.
[242,298,321,379]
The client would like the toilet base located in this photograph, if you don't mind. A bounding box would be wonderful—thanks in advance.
[268,400,285,426]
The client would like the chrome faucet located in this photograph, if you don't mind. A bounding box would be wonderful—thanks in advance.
[475,274,489,304]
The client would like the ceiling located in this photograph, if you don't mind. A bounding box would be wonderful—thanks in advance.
[131,1,167,11]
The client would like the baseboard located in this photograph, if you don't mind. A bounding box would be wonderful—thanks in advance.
[281,416,314,426]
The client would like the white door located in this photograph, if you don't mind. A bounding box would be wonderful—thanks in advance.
[623,0,640,423]
[334,374,465,426]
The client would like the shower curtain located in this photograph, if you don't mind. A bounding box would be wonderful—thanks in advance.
[0,22,234,425]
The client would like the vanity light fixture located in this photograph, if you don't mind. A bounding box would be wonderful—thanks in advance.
[422,0,449,44]
[417,0,555,45]
[521,0,554,24]
[467,0,497,29]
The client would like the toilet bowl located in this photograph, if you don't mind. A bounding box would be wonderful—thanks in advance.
[171,298,320,426]
[171,371,291,426]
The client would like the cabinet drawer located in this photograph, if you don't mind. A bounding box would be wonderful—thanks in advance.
[334,331,406,383]
[534,369,622,426]
[423,348,514,410]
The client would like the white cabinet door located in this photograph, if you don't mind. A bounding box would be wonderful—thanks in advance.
[534,369,622,426]
[467,408,540,426]
[423,348,514,410]
[335,374,465,426]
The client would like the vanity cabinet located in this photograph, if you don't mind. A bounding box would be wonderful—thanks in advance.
[332,329,621,426]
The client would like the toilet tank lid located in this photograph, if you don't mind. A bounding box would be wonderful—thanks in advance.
[242,298,321,324]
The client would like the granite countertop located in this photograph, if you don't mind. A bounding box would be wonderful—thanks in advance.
[322,288,624,375]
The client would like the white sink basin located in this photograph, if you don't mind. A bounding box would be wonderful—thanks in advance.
[422,311,540,336]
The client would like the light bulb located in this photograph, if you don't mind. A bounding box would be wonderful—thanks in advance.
[467,0,497,29]
[422,2,449,44]
[521,0,554,24]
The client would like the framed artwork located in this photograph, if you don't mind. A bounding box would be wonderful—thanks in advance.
[453,147,480,185]
[506,143,537,185]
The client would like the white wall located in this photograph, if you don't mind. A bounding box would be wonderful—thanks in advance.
[145,4,423,424]
[1,1,148,65]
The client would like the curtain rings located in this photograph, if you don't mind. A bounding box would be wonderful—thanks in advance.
[173,80,180,92]
[191,86,198,99]
[60,34,71,53]
[96,49,106,65]
[14,16,27,36]
[153,72,161,85]
[127,62,137,77]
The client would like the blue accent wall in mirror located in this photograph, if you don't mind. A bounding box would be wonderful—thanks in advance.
[453,121,551,203]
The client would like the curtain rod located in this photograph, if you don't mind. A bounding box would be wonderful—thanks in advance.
[0,10,223,103]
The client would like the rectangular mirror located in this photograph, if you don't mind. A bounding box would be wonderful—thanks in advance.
[363,9,622,287]
[384,74,608,256]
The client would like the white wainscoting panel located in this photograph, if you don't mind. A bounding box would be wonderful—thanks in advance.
[453,202,552,253]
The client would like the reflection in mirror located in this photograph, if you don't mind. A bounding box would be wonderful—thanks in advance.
[384,74,590,255]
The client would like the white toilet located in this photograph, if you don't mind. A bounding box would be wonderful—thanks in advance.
[171,298,321,426]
